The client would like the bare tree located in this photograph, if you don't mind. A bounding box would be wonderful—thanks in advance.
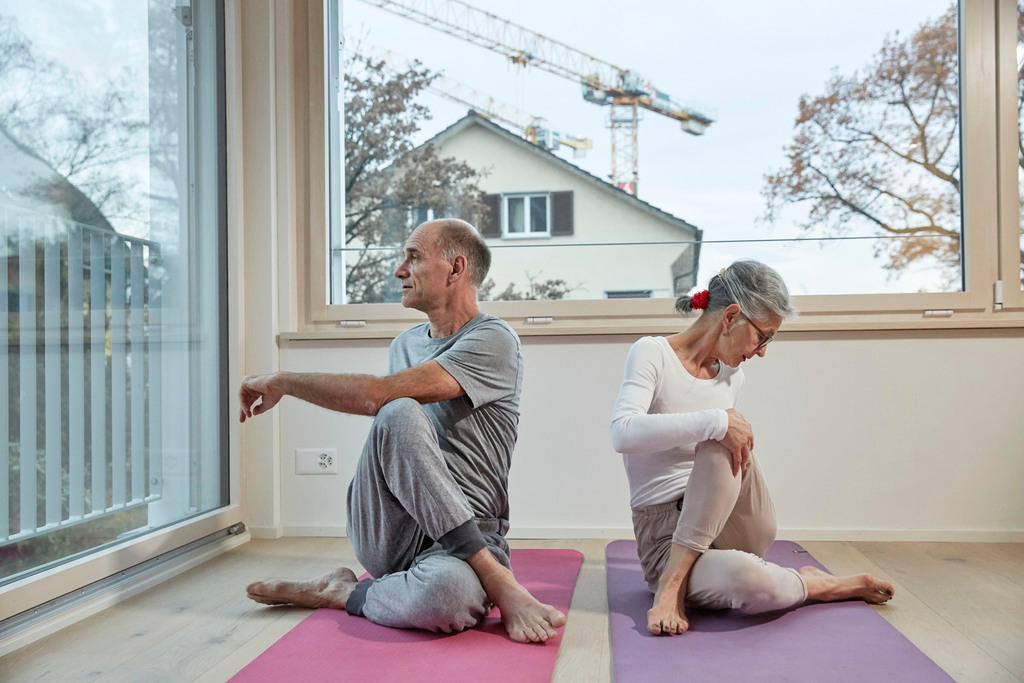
[761,6,993,283]
[343,54,489,303]
[0,13,147,228]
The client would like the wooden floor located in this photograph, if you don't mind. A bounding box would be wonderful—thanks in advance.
[2,538,1022,682]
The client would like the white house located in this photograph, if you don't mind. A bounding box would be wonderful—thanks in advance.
[417,111,702,300]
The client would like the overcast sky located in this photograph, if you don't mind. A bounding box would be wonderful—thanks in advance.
[2,1,960,296]
[343,0,959,295]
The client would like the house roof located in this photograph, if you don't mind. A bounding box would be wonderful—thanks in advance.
[419,110,702,239]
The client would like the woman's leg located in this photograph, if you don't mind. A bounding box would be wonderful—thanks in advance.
[644,440,744,635]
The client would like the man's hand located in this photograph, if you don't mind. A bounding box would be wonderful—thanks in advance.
[239,372,285,423]
[718,408,754,476]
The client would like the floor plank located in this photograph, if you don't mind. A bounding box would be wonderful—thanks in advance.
[855,542,1024,682]
[802,541,1019,683]
[2,538,1021,683]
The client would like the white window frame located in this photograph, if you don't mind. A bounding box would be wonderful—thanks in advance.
[0,0,244,625]
[501,193,551,238]
[297,0,1023,339]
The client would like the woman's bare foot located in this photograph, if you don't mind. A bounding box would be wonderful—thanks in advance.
[246,567,359,609]
[646,543,702,636]
[798,566,895,604]
[647,577,689,635]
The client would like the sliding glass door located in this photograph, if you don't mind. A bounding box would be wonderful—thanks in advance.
[0,0,227,588]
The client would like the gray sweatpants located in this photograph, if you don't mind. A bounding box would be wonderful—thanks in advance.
[632,440,807,614]
[344,398,511,633]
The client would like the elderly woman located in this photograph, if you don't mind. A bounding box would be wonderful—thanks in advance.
[610,260,894,636]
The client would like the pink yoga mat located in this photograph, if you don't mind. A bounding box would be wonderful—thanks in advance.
[233,549,583,683]
[607,539,952,683]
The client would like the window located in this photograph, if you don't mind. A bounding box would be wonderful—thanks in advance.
[0,0,229,606]
[305,1,1021,333]
[606,290,653,299]
[502,194,550,237]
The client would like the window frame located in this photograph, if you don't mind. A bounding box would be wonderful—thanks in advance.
[0,0,242,623]
[501,192,551,238]
[996,0,1024,309]
[301,0,1024,338]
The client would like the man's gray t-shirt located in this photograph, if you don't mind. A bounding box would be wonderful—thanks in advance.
[389,312,523,520]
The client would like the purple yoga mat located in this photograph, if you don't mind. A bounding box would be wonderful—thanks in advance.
[233,549,582,683]
[606,539,952,682]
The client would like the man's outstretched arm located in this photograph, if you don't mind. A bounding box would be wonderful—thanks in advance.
[238,362,464,422]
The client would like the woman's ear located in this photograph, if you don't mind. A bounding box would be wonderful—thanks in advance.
[721,303,741,334]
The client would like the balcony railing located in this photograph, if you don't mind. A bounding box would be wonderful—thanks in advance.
[3,204,162,545]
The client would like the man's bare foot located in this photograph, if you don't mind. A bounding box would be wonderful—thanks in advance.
[647,577,689,636]
[476,565,566,643]
[246,567,359,609]
[798,566,895,604]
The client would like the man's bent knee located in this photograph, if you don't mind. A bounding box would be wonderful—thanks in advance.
[374,397,428,429]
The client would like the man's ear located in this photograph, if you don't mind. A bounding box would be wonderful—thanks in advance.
[449,254,468,284]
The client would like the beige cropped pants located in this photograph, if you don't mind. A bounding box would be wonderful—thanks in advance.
[632,440,807,614]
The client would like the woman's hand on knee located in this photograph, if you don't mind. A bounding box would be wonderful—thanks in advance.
[718,409,754,476]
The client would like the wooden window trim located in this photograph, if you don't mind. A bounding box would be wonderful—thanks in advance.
[298,0,1024,338]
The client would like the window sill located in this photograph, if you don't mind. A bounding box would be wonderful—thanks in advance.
[284,303,1024,341]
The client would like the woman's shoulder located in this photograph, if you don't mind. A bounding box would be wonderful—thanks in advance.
[630,335,671,354]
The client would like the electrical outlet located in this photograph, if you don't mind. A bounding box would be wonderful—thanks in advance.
[295,448,338,475]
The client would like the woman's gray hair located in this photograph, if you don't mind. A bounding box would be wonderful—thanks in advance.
[676,260,796,319]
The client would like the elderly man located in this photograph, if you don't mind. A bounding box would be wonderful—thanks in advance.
[239,219,565,643]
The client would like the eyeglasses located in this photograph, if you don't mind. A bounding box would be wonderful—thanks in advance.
[740,312,774,351]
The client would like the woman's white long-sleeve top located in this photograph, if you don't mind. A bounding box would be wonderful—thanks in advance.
[609,336,744,508]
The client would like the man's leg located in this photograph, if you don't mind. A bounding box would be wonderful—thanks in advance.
[345,399,564,641]
[249,398,565,641]
[354,546,495,633]
[248,398,484,619]
[346,397,483,579]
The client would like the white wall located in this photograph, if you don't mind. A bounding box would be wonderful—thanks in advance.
[435,122,696,299]
[248,328,1024,541]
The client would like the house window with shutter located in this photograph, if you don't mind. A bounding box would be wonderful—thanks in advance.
[479,191,574,239]
[502,193,550,238]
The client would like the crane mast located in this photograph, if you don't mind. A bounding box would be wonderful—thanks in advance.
[357,0,713,194]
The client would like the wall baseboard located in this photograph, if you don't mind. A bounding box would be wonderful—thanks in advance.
[248,525,285,539]
[271,525,1024,542]
[779,528,1024,542]
[0,531,250,658]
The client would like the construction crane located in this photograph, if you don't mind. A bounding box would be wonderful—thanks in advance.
[355,0,713,195]
[354,41,592,155]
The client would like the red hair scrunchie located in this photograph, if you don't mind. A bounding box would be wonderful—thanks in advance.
[691,289,710,310]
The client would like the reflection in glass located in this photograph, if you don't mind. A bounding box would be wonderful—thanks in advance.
[507,197,525,233]
[1,2,224,585]
[530,196,548,233]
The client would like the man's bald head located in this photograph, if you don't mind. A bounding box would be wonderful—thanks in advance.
[421,218,491,288]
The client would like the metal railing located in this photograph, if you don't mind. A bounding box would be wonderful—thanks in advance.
[2,204,162,545]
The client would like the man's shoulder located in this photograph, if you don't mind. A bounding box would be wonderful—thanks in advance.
[466,313,519,340]
[454,314,521,354]
[392,321,429,346]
